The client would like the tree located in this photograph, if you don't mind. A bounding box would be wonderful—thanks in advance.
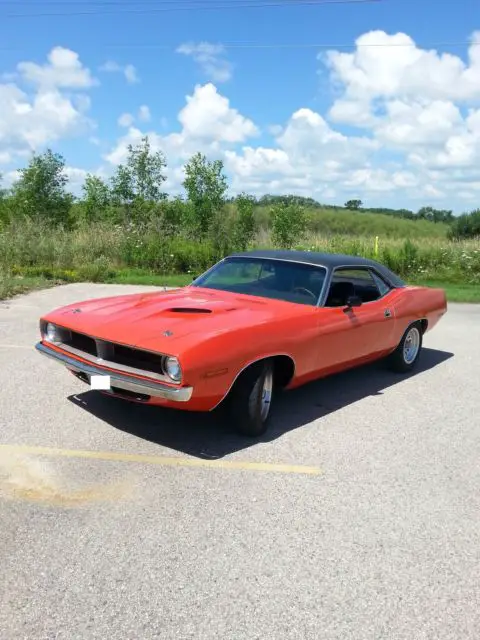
[270,201,306,249]
[233,192,257,250]
[10,149,73,226]
[0,173,8,226]
[344,199,362,210]
[81,174,111,222]
[182,152,228,236]
[126,135,167,202]
[448,208,480,239]
[110,135,167,221]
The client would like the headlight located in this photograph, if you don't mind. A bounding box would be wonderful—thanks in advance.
[45,322,58,343]
[164,356,182,382]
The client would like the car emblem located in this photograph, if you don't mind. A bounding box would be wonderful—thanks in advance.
[163,330,173,337]
[72,308,82,314]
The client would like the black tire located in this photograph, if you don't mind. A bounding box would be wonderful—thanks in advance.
[229,359,274,437]
[387,321,423,373]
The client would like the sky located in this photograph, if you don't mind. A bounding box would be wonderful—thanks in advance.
[0,0,479,214]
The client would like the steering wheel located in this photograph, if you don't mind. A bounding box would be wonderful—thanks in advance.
[292,286,317,302]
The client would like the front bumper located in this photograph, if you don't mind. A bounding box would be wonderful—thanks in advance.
[35,342,194,403]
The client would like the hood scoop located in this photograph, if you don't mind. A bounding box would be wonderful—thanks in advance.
[167,307,212,314]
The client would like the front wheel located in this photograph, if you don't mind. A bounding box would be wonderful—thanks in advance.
[229,360,274,437]
[387,322,423,372]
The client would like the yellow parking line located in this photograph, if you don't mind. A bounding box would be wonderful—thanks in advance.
[0,444,322,476]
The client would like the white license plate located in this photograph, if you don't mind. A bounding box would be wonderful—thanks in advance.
[90,375,111,390]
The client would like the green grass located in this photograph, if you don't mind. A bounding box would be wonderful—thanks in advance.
[254,205,449,239]
[106,269,193,287]
[0,272,59,300]
[2,267,478,303]
[410,280,480,303]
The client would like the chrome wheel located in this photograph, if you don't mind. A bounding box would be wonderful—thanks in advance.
[249,366,273,421]
[403,326,421,364]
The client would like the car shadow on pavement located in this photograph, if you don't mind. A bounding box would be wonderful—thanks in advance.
[67,347,453,460]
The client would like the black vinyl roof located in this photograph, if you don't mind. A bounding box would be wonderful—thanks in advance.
[228,249,406,288]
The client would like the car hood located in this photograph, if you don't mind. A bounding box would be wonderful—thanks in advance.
[45,286,297,352]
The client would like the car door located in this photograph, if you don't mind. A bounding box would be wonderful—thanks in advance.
[317,267,397,369]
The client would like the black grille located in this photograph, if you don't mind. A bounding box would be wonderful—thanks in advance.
[113,344,165,375]
[66,331,165,376]
[70,331,97,356]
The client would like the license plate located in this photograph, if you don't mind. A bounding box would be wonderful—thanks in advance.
[90,375,111,390]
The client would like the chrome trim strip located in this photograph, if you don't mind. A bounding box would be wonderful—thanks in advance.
[35,342,193,402]
[54,341,173,384]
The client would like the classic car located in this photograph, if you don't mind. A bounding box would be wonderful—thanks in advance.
[35,250,447,436]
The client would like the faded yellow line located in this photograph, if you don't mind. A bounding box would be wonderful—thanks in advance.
[0,444,322,476]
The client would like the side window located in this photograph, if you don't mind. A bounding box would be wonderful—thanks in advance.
[325,268,383,307]
[370,270,391,297]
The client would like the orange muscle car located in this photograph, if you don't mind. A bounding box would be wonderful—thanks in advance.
[36,250,447,436]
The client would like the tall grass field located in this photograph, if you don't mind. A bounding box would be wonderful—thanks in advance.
[1,213,479,302]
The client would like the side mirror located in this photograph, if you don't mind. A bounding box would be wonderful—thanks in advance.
[344,295,362,311]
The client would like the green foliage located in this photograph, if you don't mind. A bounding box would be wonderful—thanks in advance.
[448,209,480,239]
[182,152,228,236]
[417,206,454,224]
[270,201,306,248]
[9,149,73,227]
[301,206,448,239]
[110,136,167,223]
[233,193,257,250]
[345,199,362,210]
[81,174,111,222]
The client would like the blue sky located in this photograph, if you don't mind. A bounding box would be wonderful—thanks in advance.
[1,0,479,213]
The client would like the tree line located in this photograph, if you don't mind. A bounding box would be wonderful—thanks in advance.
[0,136,478,242]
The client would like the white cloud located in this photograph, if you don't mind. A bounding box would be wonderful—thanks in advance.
[324,30,480,103]
[0,47,95,165]
[0,82,92,154]
[104,82,259,168]
[317,29,480,197]
[118,112,134,127]
[178,83,258,142]
[375,100,464,148]
[100,60,139,84]
[177,42,232,83]
[0,151,12,165]
[17,46,97,89]
[138,105,151,122]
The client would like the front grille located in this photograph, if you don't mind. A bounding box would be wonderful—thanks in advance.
[113,344,165,375]
[63,330,167,379]
[70,332,97,356]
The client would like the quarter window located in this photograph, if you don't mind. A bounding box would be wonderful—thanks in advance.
[325,268,385,307]
[370,270,391,297]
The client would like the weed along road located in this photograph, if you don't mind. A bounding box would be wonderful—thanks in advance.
[1,284,479,640]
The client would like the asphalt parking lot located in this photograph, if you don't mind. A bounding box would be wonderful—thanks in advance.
[0,283,479,640]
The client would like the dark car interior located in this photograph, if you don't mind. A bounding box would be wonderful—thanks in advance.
[324,270,391,307]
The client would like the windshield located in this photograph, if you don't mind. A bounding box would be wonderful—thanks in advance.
[191,257,327,306]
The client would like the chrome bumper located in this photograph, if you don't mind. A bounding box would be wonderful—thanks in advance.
[35,342,193,402]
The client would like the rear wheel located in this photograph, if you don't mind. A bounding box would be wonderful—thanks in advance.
[229,360,274,437]
[387,321,423,372]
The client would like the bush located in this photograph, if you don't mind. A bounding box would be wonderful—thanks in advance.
[270,201,306,248]
[448,209,480,240]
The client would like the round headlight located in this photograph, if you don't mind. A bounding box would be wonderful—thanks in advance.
[164,356,182,382]
[45,322,57,342]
